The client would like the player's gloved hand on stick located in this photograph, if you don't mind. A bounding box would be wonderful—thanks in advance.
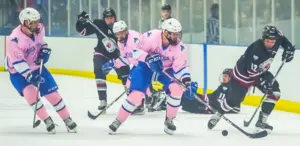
[102,60,115,74]
[258,77,273,95]
[282,46,295,63]
[26,71,43,86]
[146,54,163,73]
[183,81,198,100]
[35,48,51,65]
[77,11,89,24]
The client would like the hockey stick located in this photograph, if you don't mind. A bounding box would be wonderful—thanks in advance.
[162,71,268,139]
[32,59,44,128]
[88,91,126,120]
[243,61,285,127]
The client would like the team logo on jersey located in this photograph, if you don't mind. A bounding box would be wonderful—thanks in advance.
[102,38,117,53]
[108,30,112,35]
[147,31,152,37]
[11,37,19,44]
[180,45,185,51]
[258,58,273,73]
[253,54,259,60]
[222,86,228,91]
[133,37,138,43]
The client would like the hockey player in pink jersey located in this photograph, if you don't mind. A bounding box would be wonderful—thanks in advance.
[108,18,198,135]
[5,8,77,133]
[101,20,146,115]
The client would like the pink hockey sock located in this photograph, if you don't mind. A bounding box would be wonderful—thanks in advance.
[23,85,49,120]
[166,83,184,118]
[44,92,70,120]
[146,87,152,97]
[117,91,144,123]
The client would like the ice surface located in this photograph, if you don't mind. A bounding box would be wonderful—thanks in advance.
[0,72,300,146]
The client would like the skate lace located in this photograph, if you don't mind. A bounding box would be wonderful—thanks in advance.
[65,118,74,126]
[100,100,107,107]
[166,118,174,125]
[112,119,121,127]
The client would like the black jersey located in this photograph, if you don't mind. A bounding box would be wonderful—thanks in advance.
[232,35,293,87]
[76,19,120,59]
[208,83,231,101]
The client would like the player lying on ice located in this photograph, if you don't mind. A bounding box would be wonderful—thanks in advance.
[5,7,77,133]
[181,68,240,114]
[101,18,198,135]
[207,25,295,133]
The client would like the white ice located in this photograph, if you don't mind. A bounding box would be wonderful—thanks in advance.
[1,72,300,146]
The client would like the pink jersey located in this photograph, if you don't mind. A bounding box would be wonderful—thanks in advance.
[141,29,190,80]
[5,24,47,77]
[114,30,145,68]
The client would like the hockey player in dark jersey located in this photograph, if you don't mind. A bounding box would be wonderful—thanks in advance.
[76,8,130,111]
[207,25,295,133]
[181,68,240,114]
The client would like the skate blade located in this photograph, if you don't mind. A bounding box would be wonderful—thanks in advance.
[164,127,174,135]
[67,128,77,133]
[48,129,56,134]
[108,129,117,135]
[254,127,272,134]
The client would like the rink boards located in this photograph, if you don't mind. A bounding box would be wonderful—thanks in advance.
[0,36,299,113]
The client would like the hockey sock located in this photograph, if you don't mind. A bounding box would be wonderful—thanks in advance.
[261,94,280,115]
[44,92,70,120]
[23,85,49,120]
[261,100,276,115]
[166,83,183,118]
[117,91,144,123]
[96,79,107,101]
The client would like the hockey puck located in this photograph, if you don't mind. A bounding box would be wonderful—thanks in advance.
[222,130,228,136]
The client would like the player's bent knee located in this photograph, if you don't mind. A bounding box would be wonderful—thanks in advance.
[23,85,44,111]
[127,91,144,106]
[168,83,184,97]
[266,91,281,102]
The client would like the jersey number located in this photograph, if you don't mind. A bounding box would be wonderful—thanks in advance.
[218,93,226,100]
[251,63,258,72]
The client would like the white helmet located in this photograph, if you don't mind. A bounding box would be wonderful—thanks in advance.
[113,20,128,34]
[161,18,182,32]
[19,8,40,24]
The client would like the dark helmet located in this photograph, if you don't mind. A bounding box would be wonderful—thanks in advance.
[161,4,171,11]
[222,68,232,76]
[262,25,279,40]
[102,8,116,19]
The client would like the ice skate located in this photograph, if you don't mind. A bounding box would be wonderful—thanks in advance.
[44,117,56,134]
[255,111,273,133]
[109,118,122,134]
[64,117,77,133]
[98,100,107,114]
[207,112,223,130]
[164,117,176,135]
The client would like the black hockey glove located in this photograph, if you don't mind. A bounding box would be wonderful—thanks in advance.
[258,77,273,95]
[282,46,295,63]
[77,11,89,24]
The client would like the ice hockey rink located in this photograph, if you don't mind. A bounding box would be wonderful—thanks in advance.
[1,72,300,146]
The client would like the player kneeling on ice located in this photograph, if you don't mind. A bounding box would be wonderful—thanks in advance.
[108,18,198,135]
[181,68,240,114]
[5,8,77,133]
[207,25,295,133]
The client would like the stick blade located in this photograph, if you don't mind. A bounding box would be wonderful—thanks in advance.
[243,120,250,127]
[248,130,268,139]
[87,111,99,120]
[33,120,41,128]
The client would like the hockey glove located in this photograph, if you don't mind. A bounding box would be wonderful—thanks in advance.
[146,54,163,73]
[102,60,115,74]
[26,71,43,86]
[282,46,295,63]
[183,81,198,100]
[35,48,51,65]
[77,11,89,24]
[258,77,273,95]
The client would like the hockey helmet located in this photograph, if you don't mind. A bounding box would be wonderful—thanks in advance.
[19,7,40,24]
[162,18,182,45]
[161,4,171,11]
[102,8,116,19]
[113,20,128,43]
[262,25,279,40]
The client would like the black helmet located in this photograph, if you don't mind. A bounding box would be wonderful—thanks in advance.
[161,4,171,11]
[222,68,232,76]
[262,25,279,40]
[102,8,116,19]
